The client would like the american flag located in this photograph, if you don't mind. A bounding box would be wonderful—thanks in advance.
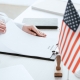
[58,0,80,73]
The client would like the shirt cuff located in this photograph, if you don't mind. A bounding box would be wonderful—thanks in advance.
[14,22,25,29]
[0,13,9,23]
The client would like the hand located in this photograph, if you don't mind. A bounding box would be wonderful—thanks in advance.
[22,25,46,37]
[0,21,6,34]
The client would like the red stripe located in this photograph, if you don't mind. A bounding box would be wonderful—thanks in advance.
[60,27,70,54]
[72,58,80,73]
[59,21,63,42]
[68,45,80,69]
[58,21,64,49]
[59,23,66,54]
[62,30,74,61]
[64,33,80,65]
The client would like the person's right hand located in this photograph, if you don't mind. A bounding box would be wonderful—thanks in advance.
[0,21,6,34]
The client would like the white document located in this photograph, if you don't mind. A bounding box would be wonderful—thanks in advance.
[0,65,34,80]
[32,0,80,16]
[0,20,58,59]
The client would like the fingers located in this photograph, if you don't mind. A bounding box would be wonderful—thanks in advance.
[35,30,46,37]
[0,21,6,33]
[0,28,6,33]
[26,30,37,36]
[31,26,46,37]
[0,22,6,28]
[22,25,46,37]
[38,30,46,37]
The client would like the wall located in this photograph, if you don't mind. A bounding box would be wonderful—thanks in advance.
[0,0,38,6]
[0,0,80,6]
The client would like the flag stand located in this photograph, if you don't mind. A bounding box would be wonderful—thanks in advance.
[67,70,69,80]
[75,70,80,79]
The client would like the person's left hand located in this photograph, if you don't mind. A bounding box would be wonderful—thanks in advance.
[22,25,46,37]
[0,21,6,34]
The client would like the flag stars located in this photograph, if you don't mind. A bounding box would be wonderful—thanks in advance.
[66,7,69,9]
[73,11,75,13]
[73,15,76,17]
[70,23,71,25]
[70,26,72,28]
[72,19,74,21]
[67,10,69,13]
[74,28,76,31]
[75,21,77,23]
[70,12,72,15]
[67,13,69,16]
[68,6,71,8]
[71,16,73,18]
[68,16,70,18]
[73,25,75,27]
[76,24,78,26]
[63,0,80,32]
[69,20,71,22]
[72,22,74,24]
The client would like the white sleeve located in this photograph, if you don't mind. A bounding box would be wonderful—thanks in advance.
[0,12,9,23]
[14,22,25,29]
[0,12,24,30]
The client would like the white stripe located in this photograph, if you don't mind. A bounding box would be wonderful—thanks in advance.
[62,25,80,73]
[66,38,80,68]
[62,25,80,60]
[70,50,80,72]
[59,22,66,48]
[76,65,80,72]
[61,27,72,59]
[62,29,79,63]
[60,25,68,54]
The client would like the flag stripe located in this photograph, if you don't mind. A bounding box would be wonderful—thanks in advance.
[72,58,80,73]
[58,21,63,49]
[60,26,70,54]
[63,28,80,67]
[59,23,66,52]
[61,26,73,61]
[59,21,64,43]
[64,33,80,65]
[58,22,65,50]
[68,46,80,69]
[60,24,68,54]
[62,31,75,61]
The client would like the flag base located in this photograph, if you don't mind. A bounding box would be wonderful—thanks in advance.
[75,70,80,79]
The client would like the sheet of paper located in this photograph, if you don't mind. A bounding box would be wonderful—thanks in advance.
[0,42,16,53]
[0,65,34,80]
[0,20,58,58]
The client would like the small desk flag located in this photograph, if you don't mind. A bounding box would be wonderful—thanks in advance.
[58,0,80,73]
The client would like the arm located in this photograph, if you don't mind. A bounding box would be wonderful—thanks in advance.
[0,12,9,23]
[0,12,46,37]
[15,22,46,37]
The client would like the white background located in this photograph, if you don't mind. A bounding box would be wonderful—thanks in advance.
[0,0,80,6]
[0,0,38,6]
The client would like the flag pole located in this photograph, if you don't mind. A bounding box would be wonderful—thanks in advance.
[67,70,69,80]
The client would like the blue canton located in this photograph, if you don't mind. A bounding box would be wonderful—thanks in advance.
[63,0,80,32]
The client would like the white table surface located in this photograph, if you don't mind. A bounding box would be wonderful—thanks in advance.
[0,0,80,80]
